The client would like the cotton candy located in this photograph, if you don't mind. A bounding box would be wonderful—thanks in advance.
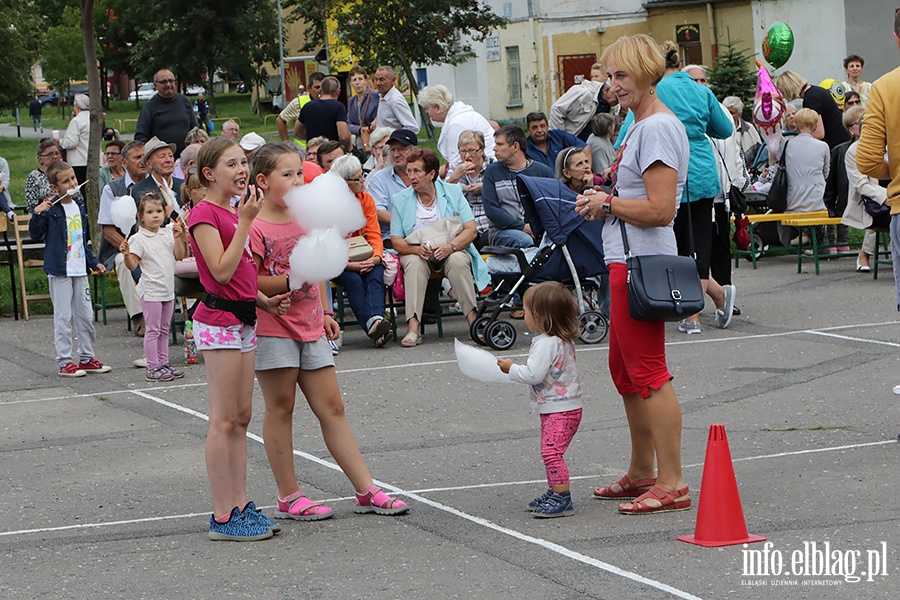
[454,338,512,384]
[285,172,365,236]
[288,228,348,286]
[110,195,137,235]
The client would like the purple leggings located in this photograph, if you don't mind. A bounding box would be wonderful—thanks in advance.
[142,299,174,370]
[539,409,583,486]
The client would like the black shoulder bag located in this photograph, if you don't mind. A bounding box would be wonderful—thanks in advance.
[619,201,704,322]
[766,138,790,213]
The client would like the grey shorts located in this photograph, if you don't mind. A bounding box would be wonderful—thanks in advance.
[255,336,335,371]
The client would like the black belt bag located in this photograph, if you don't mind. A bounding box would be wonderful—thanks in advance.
[201,292,257,326]
[619,219,704,322]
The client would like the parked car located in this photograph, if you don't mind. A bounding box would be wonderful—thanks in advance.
[39,86,89,107]
[129,83,156,101]
[185,85,205,96]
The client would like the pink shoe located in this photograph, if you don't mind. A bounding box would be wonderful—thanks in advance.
[836,246,851,253]
[354,485,409,515]
[274,491,333,521]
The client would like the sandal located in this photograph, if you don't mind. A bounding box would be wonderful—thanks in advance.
[274,491,334,521]
[618,485,691,515]
[401,331,422,347]
[354,485,409,516]
[593,474,657,499]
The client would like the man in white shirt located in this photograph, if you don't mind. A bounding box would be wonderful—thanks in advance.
[59,94,91,184]
[373,66,419,134]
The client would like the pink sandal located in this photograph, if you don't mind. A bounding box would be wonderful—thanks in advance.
[618,486,691,515]
[274,491,334,521]
[593,474,657,499]
[354,485,409,516]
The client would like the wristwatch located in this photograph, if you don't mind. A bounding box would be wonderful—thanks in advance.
[602,196,612,215]
[450,243,458,252]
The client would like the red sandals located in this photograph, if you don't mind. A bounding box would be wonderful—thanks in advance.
[593,474,657,499]
[618,485,691,515]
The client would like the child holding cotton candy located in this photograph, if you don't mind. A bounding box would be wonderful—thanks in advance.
[120,190,188,382]
[248,142,409,521]
[497,282,584,519]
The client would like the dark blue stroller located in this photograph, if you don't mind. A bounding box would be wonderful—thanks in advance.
[470,175,609,350]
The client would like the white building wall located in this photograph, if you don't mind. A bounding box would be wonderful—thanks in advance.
[753,0,847,84]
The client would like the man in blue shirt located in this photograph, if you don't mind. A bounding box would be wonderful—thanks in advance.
[524,111,588,169]
[482,125,555,248]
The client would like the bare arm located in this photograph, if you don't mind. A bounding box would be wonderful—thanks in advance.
[293,121,306,141]
[103,224,126,249]
[376,209,392,226]
[192,190,264,285]
[337,121,351,150]
[276,115,289,141]
[578,161,678,227]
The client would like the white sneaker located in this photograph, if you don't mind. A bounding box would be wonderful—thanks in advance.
[716,285,735,329]
[893,385,900,396]
[133,356,147,368]
[678,320,702,334]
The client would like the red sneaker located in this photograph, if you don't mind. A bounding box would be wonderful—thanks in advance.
[58,362,86,378]
[79,358,111,374]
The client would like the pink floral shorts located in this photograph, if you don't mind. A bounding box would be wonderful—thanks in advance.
[194,320,257,353]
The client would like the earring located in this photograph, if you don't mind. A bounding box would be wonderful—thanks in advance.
[649,87,655,95]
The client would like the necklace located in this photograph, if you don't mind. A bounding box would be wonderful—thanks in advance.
[634,97,659,122]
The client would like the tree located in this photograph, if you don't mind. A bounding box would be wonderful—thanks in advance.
[80,0,104,246]
[707,35,756,105]
[286,0,508,102]
[129,0,280,117]
[0,2,42,110]
[40,5,88,115]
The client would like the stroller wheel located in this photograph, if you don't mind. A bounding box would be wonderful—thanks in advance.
[485,320,517,351]
[579,311,608,344]
[470,315,492,346]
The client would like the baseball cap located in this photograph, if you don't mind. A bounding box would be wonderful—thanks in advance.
[387,129,418,147]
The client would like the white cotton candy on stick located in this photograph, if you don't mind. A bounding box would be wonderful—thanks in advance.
[288,228,348,286]
[454,338,512,384]
[285,172,366,236]
[110,195,137,234]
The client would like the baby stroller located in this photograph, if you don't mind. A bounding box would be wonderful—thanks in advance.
[470,175,609,351]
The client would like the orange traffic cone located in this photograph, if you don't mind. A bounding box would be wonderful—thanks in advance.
[678,424,766,547]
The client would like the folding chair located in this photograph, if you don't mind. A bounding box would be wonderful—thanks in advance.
[12,214,50,320]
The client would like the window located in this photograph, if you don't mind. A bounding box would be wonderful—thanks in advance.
[506,46,522,107]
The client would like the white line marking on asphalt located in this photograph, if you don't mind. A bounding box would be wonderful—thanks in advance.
[4,320,899,405]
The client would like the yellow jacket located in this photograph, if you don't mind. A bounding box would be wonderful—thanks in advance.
[857,65,900,214]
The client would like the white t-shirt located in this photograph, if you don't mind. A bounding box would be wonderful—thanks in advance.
[63,201,87,276]
[128,226,176,301]
[603,113,689,265]
[413,200,442,232]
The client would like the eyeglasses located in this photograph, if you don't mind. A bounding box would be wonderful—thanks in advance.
[155,78,176,85]
[845,100,861,106]
[346,177,365,182]
[458,148,482,155]
[40,151,61,158]
[104,151,121,157]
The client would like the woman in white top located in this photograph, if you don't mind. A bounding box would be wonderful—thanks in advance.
[418,85,495,173]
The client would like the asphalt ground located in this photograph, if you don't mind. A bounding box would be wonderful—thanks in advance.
[0,251,897,599]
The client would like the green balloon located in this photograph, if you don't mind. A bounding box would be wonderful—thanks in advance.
[763,22,794,69]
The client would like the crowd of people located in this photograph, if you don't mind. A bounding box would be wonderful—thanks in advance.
[7,18,900,539]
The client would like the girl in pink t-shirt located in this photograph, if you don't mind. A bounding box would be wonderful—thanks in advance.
[249,142,408,519]
[189,137,290,542]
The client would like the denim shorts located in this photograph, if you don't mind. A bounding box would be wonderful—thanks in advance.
[194,320,257,353]
[255,336,334,371]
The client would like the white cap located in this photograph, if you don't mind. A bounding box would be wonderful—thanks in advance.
[239,132,266,151]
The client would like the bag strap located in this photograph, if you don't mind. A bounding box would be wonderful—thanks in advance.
[360,90,373,126]
[778,138,790,168]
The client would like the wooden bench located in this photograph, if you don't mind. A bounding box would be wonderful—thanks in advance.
[735,211,830,270]
[778,215,857,275]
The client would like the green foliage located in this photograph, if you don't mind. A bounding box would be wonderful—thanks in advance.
[286,0,508,97]
[40,6,89,94]
[707,36,757,104]
[0,2,43,109]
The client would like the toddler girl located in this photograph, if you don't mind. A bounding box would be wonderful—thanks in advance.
[249,142,408,520]
[121,191,188,382]
[498,281,583,518]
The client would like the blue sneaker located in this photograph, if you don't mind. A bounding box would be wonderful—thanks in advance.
[532,492,574,518]
[242,501,281,534]
[527,488,554,511]
[208,506,274,541]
